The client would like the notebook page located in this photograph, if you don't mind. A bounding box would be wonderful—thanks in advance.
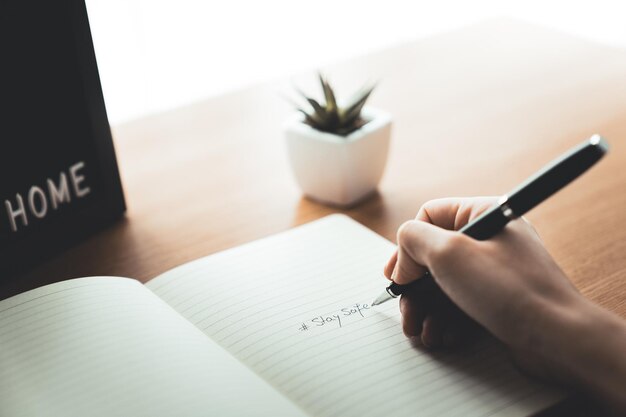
[147,214,563,417]
[0,277,306,417]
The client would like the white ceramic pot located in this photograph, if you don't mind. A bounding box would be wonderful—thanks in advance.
[284,107,392,207]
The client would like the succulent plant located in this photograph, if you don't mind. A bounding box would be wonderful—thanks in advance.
[292,74,375,136]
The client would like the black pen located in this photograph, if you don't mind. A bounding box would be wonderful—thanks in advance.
[372,135,609,306]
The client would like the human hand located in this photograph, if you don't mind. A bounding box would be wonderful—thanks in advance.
[385,198,581,368]
[385,197,626,411]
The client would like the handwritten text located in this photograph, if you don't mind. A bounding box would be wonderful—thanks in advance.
[298,303,370,332]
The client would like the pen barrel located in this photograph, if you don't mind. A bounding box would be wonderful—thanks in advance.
[505,135,608,216]
[387,274,437,296]
[458,205,510,241]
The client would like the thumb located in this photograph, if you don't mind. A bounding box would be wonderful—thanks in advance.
[392,220,455,285]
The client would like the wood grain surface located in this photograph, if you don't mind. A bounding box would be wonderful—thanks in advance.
[5,20,626,321]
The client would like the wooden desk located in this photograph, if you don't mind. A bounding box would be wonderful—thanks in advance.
[7,20,626,323]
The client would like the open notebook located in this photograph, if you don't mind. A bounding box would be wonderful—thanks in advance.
[0,215,562,416]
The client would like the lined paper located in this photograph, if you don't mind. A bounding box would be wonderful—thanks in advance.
[0,277,306,417]
[148,214,562,417]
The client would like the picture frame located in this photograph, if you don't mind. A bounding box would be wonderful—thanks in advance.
[0,0,126,278]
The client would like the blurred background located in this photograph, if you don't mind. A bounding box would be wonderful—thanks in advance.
[85,0,626,126]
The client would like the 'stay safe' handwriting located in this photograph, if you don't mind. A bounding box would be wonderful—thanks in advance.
[298,303,370,332]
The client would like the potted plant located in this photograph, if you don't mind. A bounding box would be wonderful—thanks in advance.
[284,74,392,207]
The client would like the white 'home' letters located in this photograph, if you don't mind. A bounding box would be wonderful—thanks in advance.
[4,161,91,232]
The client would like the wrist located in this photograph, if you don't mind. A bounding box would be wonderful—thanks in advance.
[535,295,626,410]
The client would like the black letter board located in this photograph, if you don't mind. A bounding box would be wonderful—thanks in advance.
[0,0,126,278]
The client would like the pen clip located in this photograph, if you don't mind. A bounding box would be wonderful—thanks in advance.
[497,196,518,220]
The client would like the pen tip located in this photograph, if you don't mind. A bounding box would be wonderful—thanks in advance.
[371,291,393,306]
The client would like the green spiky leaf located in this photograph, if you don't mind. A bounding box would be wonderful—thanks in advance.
[319,73,337,113]
[340,85,375,127]
[305,97,327,119]
[296,108,316,125]
[293,86,326,119]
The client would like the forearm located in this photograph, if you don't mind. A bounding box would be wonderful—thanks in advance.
[541,297,626,412]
